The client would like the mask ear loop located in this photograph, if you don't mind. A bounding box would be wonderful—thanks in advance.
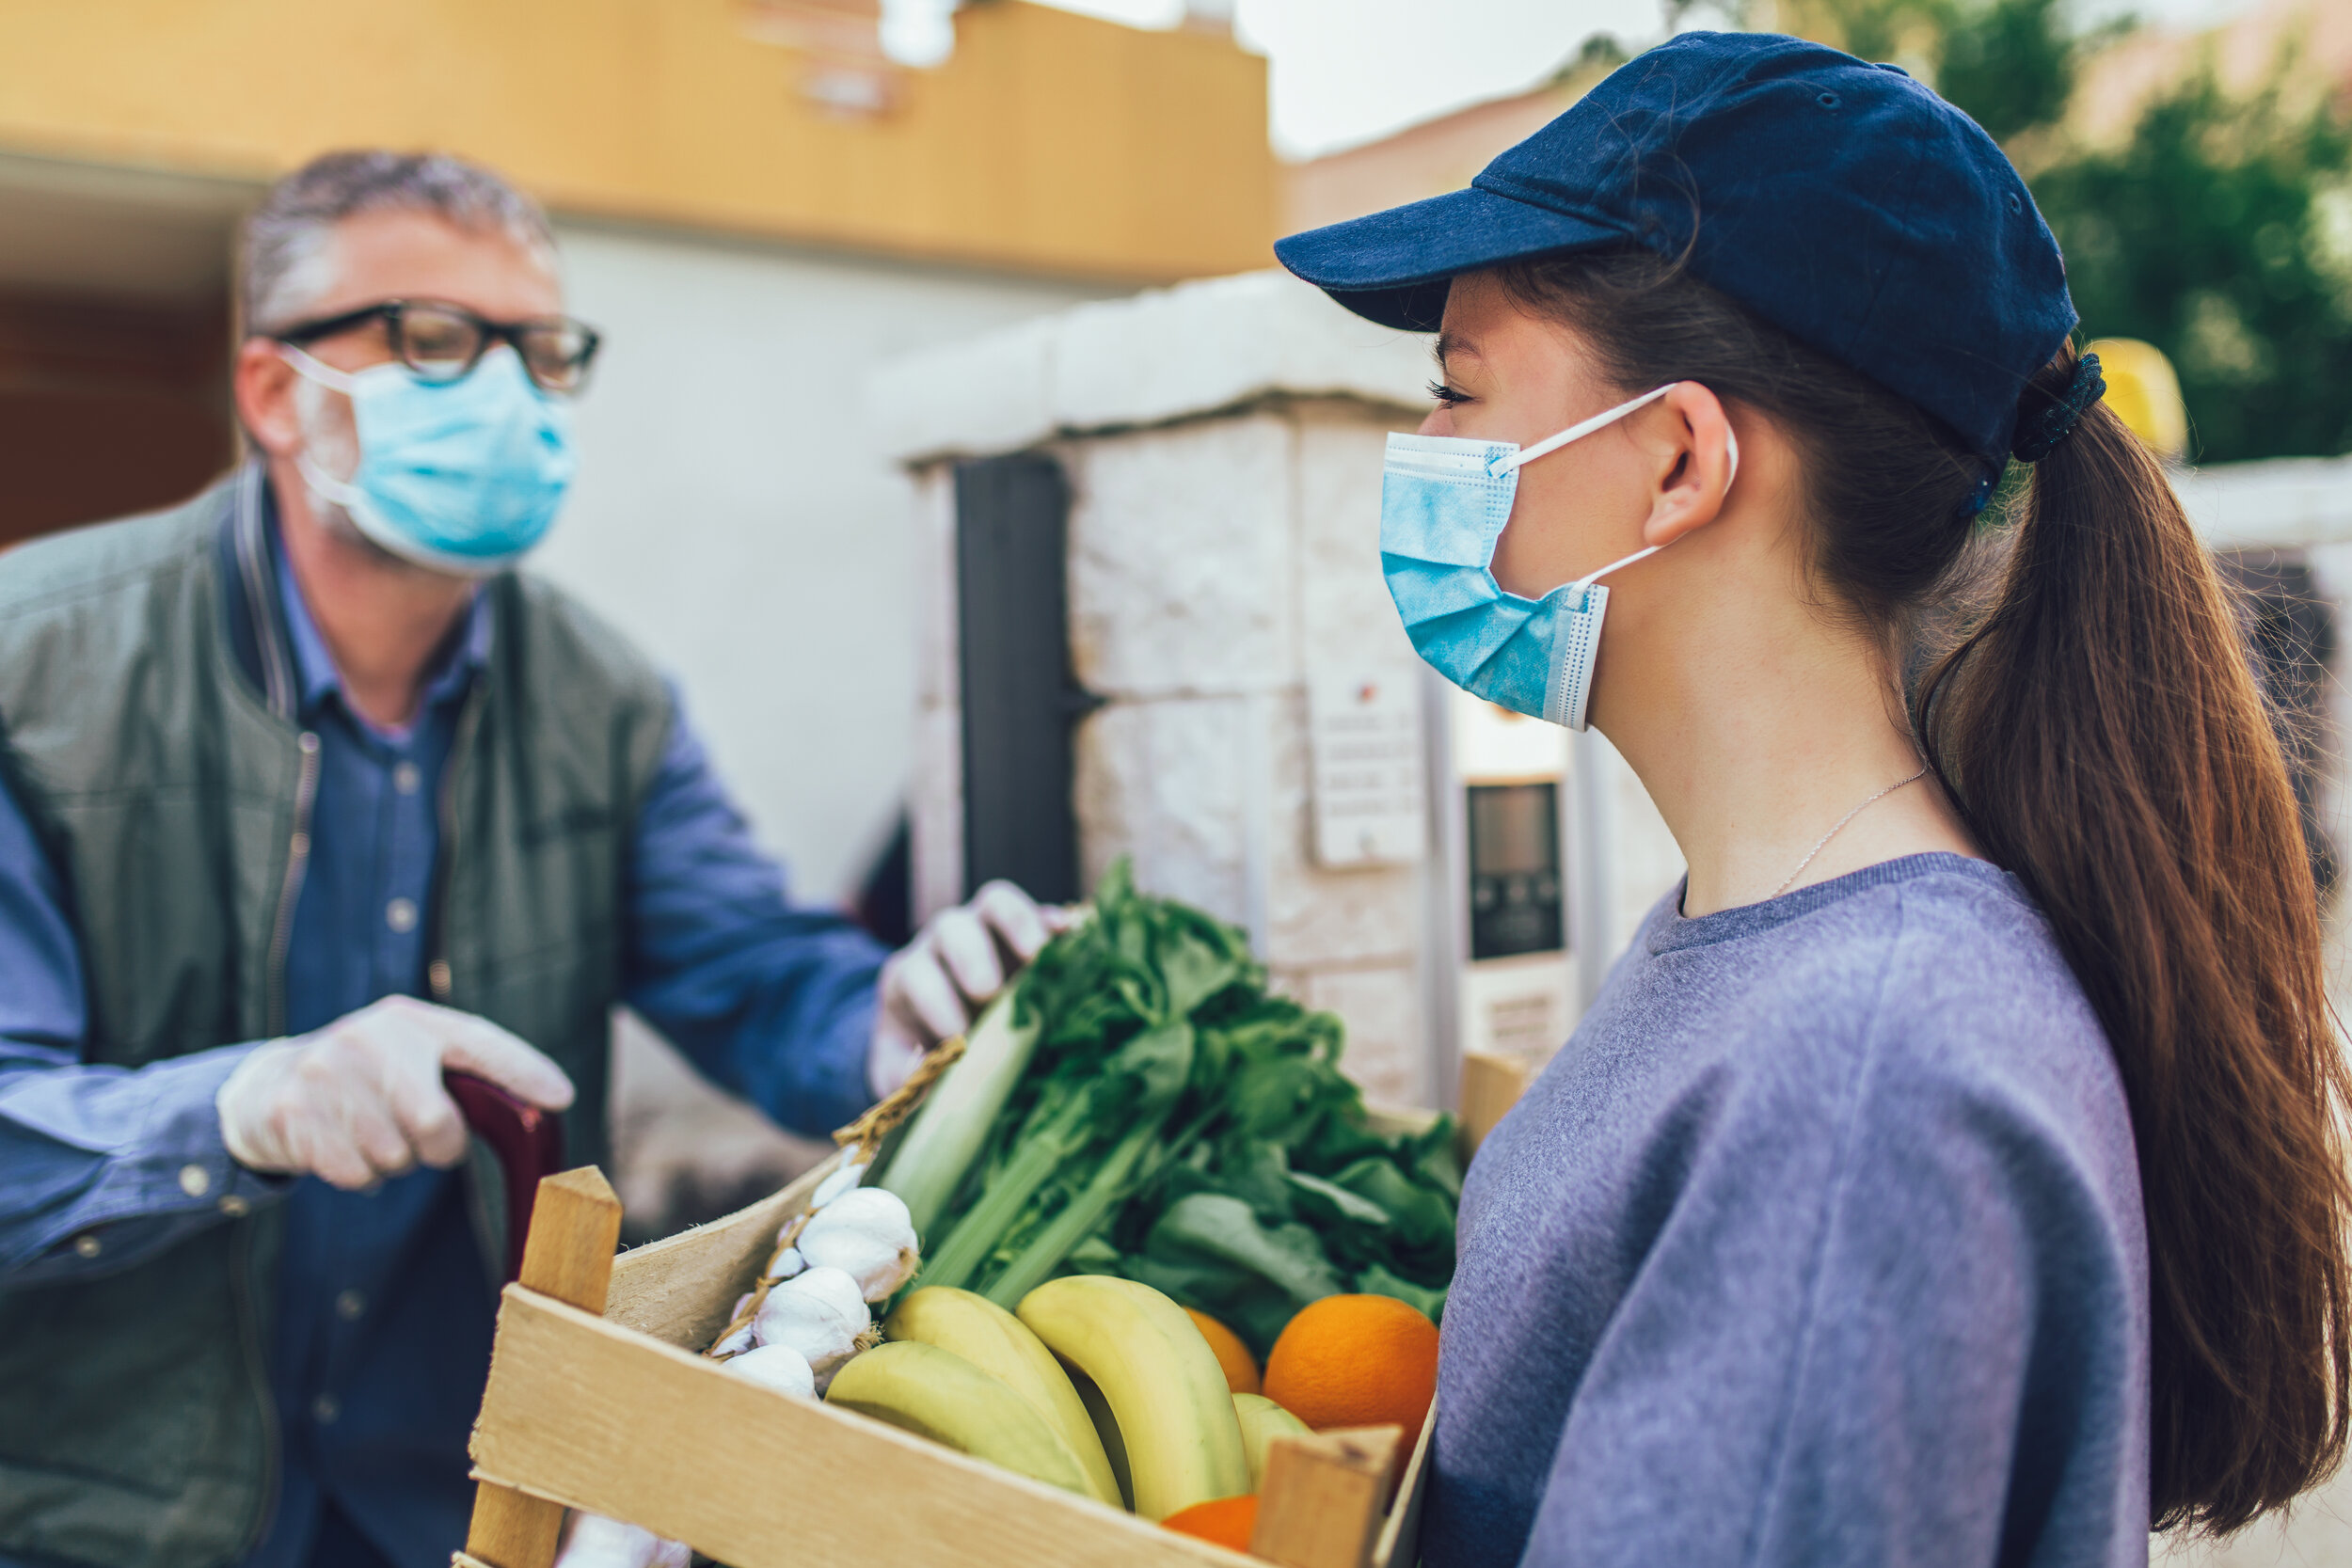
[276,343,372,506]
[1489,383,1677,475]
[1561,398,1742,596]
[278,341,361,395]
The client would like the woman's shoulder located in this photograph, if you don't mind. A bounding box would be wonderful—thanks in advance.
[1641,854,2126,1160]
[1744,856,2134,1185]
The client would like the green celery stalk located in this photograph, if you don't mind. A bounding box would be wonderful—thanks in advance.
[978,1102,1217,1307]
[914,1090,1096,1292]
[876,986,1041,1237]
[980,1117,1164,1308]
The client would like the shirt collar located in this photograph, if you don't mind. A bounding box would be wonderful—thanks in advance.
[266,507,492,735]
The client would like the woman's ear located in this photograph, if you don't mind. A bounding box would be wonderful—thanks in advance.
[1641,381,1739,548]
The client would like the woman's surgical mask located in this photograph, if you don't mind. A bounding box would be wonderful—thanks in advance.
[280,343,576,576]
[1379,384,1735,730]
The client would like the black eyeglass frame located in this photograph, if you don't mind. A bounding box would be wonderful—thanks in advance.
[268,298,603,394]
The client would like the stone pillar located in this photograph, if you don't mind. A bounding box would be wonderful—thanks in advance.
[874,274,1440,1103]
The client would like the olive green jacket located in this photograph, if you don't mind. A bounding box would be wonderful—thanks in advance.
[0,467,672,1568]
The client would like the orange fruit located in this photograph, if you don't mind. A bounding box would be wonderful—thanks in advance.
[1263,1294,1438,1452]
[1186,1307,1262,1396]
[1163,1494,1259,1551]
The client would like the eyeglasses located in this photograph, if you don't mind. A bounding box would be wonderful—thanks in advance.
[270,299,602,395]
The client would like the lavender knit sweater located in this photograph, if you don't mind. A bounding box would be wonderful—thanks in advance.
[1426,854,2149,1568]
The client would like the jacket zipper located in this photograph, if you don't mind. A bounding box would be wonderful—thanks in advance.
[265,731,322,1040]
[230,1216,283,1558]
[428,681,485,1005]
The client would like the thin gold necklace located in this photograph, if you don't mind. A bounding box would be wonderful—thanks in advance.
[1772,767,1930,899]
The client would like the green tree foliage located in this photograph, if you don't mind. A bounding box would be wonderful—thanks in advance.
[2026,69,2352,462]
[1934,0,2077,142]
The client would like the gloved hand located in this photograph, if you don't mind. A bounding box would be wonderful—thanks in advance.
[866,879,1070,1099]
[215,995,575,1190]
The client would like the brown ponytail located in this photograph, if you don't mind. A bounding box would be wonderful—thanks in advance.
[1920,346,2351,1530]
[1502,253,2352,1533]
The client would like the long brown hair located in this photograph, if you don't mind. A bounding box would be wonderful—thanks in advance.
[1502,250,2352,1533]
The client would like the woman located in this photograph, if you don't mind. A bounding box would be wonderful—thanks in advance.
[1277,31,2349,1567]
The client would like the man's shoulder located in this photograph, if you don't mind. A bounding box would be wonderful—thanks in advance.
[0,483,227,626]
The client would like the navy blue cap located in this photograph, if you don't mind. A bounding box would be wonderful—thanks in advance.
[1274,32,2076,466]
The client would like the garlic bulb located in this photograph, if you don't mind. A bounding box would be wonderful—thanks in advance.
[724,1342,817,1400]
[811,1159,868,1210]
[764,1243,805,1281]
[797,1187,920,1301]
[555,1511,691,1568]
[752,1265,867,1379]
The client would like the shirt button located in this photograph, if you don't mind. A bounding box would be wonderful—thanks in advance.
[72,1233,102,1259]
[393,761,421,796]
[386,897,419,933]
[335,1289,367,1321]
[218,1195,250,1218]
[178,1164,212,1198]
[312,1394,340,1425]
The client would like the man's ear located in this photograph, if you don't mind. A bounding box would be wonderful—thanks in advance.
[1641,381,1739,548]
[233,338,303,460]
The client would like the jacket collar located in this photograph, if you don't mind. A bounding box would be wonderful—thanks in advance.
[215,461,494,728]
[217,461,298,722]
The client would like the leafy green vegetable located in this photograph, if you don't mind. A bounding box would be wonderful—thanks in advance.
[875,859,1460,1355]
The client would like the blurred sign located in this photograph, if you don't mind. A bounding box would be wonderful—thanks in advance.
[1308,669,1425,868]
[739,0,957,112]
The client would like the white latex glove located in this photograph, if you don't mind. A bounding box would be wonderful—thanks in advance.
[866,879,1070,1098]
[215,995,575,1191]
[554,1510,690,1568]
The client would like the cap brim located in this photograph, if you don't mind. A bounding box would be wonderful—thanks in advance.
[1275,185,1627,332]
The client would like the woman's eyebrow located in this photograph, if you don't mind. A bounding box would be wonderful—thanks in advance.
[1434,331,1482,369]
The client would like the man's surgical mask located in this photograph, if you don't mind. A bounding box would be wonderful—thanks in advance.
[281,343,575,576]
[1379,384,1735,730]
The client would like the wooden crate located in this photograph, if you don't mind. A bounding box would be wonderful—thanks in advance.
[457,1151,1438,1568]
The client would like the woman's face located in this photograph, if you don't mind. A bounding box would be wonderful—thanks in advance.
[1421,270,1672,601]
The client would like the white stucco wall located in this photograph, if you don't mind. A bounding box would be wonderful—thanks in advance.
[534,222,1119,902]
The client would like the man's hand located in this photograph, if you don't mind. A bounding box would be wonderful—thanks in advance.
[867,879,1068,1099]
[215,995,575,1190]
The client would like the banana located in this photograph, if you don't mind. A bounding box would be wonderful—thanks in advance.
[1232,1392,1311,1491]
[1071,1366,1134,1510]
[823,1340,1099,1500]
[1014,1275,1250,1520]
[883,1287,1123,1507]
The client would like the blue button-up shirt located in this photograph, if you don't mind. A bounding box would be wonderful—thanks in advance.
[0,509,886,1567]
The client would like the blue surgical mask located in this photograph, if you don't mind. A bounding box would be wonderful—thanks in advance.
[1379,384,1735,730]
[281,343,576,576]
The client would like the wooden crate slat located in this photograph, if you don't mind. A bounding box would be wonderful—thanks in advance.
[466,1168,625,1568]
[1370,1398,1435,1568]
[471,1287,1260,1568]
[1250,1427,1399,1568]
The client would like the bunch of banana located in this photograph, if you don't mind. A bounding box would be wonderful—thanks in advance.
[881,1287,1122,1507]
[823,1340,1104,1500]
[1014,1275,1251,1521]
[1232,1392,1310,1491]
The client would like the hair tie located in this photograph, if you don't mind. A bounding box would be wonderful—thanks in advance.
[1960,462,2004,517]
[2010,353,2106,463]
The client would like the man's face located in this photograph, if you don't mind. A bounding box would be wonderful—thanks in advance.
[235,209,564,471]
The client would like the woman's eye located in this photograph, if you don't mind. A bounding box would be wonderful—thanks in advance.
[1428,380,1471,405]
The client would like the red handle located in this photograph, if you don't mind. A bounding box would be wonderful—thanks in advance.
[442,1069,565,1285]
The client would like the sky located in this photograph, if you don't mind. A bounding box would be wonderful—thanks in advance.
[1024,0,2274,159]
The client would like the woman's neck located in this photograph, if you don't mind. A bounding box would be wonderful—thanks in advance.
[1594,557,1978,917]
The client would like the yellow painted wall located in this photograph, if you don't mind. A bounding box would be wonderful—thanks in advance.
[0,0,1273,283]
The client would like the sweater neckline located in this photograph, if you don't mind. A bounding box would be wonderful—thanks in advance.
[1647,852,2020,956]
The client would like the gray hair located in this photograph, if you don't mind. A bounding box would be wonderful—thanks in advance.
[241,150,557,333]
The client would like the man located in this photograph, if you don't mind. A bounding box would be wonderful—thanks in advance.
[0,151,1044,1568]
